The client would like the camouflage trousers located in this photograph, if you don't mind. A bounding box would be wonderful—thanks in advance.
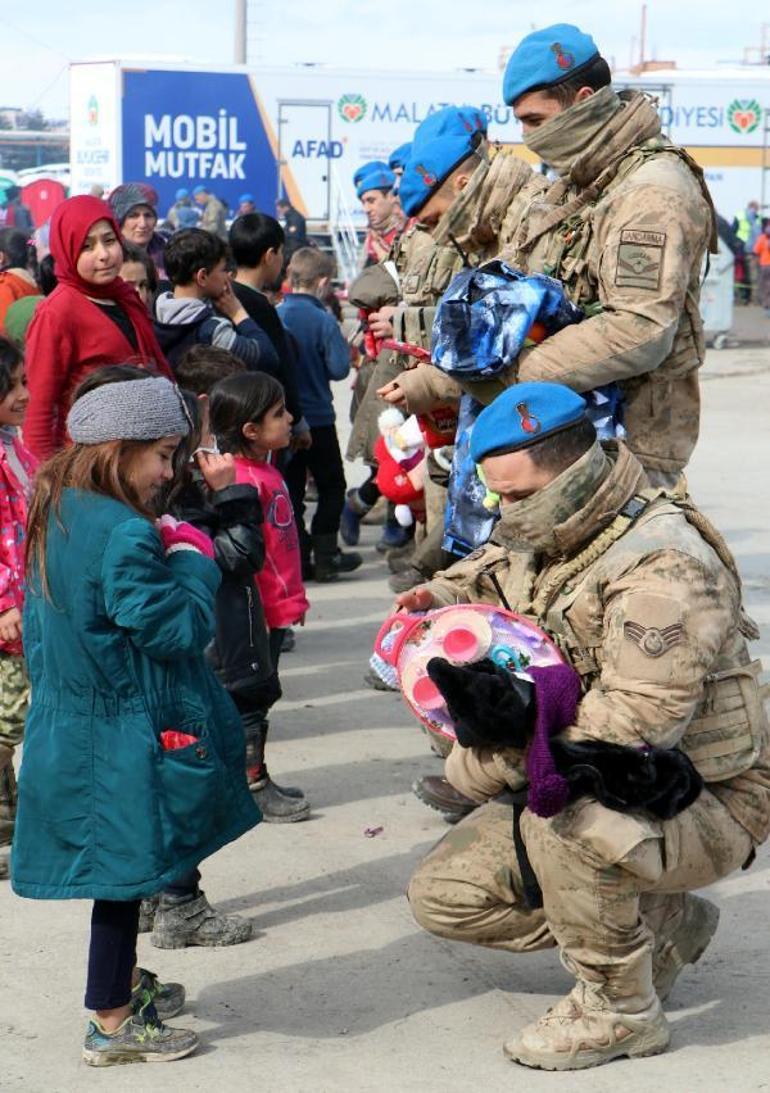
[0,653,29,849]
[408,793,753,997]
[0,653,28,750]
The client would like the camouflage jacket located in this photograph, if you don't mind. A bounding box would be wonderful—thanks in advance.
[426,443,770,843]
[397,93,716,474]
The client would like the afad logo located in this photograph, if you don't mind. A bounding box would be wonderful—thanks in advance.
[87,94,99,126]
[338,93,367,124]
[727,98,762,135]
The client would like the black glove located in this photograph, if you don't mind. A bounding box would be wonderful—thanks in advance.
[426,657,535,749]
[550,737,703,819]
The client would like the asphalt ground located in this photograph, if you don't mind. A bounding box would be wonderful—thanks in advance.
[2,343,770,1092]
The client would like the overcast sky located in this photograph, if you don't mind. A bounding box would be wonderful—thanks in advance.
[0,0,764,118]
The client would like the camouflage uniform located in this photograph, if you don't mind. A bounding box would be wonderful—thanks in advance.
[408,441,770,1064]
[395,91,717,484]
[0,653,28,872]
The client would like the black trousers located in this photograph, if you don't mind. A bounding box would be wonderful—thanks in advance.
[85,900,140,1011]
[284,425,346,544]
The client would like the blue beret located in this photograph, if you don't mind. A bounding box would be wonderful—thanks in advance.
[356,166,396,199]
[238,193,255,204]
[353,160,390,188]
[388,142,412,172]
[470,382,587,462]
[415,104,488,143]
[175,187,189,200]
[503,24,600,105]
[192,185,207,196]
[399,135,481,217]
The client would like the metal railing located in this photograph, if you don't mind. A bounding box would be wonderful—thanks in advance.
[327,166,361,287]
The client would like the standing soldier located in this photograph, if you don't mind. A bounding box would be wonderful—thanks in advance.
[355,164,405,268]
[386,24,717,490]
[404,382,770,1070]
[369,105,537,591]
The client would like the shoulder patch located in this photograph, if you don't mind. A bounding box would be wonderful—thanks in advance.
[613,590,684,684]
[616,229,666,291]
[623,621,684,658]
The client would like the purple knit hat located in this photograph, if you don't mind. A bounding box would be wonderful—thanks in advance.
[526,663,582,817]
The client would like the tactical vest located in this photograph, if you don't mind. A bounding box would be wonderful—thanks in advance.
[512,138,717,311]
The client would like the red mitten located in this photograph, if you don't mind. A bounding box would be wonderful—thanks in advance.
[157,515,215,560]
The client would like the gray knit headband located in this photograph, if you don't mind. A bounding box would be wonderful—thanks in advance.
[67,376,191,445]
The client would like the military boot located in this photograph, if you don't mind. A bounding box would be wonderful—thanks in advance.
[503,979,670,1071]
[388,564,427,594]
[652,893,720,1002]
[412,776,477,823]
[312,533,363,583]
[150,891,252,949]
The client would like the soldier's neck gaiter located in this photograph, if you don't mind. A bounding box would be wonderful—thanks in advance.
[522,86,622,179]
[496,440,610,555]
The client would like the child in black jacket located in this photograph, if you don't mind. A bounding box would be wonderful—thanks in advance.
[174,346,309,824]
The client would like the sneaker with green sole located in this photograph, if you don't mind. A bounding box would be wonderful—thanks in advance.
[82,1009,198,1067]
[131,967,185,1021]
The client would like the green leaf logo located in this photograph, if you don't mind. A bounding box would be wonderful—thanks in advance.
[727,98,762,135]
[338,93,367,124]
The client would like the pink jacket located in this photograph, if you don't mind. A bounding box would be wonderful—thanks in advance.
[233,456,309,629]
[0,430,37,655]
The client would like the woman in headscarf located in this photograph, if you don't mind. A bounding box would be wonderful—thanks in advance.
[23,196,171,460]
[108,182,169,279]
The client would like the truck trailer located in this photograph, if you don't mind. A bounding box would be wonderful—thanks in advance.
[69,59,770,226]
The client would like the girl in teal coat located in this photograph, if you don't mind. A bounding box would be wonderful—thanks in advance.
[12,372,259,1066]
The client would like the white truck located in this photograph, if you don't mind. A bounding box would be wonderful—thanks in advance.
[69,58,770,227]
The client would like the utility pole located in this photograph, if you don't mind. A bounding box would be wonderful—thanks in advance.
[639,3,647,68]
[234,0,247,64]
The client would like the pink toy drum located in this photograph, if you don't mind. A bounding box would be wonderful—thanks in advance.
[374,604,564,741]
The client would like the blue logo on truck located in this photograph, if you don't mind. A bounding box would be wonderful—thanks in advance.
[122,70,278,215]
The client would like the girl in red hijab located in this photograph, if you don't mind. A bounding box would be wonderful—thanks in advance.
[24,196,171,460]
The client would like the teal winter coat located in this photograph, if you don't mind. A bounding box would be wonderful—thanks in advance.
[12,489,260,900]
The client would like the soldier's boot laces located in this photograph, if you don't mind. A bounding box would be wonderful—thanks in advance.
[652,893,720,1002]
[503,979,670,1071]
[151,891,252,949]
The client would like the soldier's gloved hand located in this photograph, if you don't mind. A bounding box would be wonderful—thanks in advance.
[426,657,535,749]
[550,737,703,819]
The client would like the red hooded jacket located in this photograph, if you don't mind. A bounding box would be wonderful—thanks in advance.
[24,196,171,460]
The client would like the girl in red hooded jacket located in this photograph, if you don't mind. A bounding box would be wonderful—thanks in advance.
[23,196,170,461]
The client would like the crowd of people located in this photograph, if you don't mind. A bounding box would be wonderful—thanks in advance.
[1,19,769,1076]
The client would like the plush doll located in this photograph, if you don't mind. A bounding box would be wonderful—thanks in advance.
[427,657,703,820]
[374,408,427,527]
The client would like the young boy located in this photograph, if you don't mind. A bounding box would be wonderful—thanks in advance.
[278,248,362,581]
[229,213,309,445]
[154,228,279,373]
[0,336,37,880]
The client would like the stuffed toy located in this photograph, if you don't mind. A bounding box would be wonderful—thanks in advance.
[374,408,427,527]
[551,738,703,820]
[426,657,534,749]
[426,657,703,820]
